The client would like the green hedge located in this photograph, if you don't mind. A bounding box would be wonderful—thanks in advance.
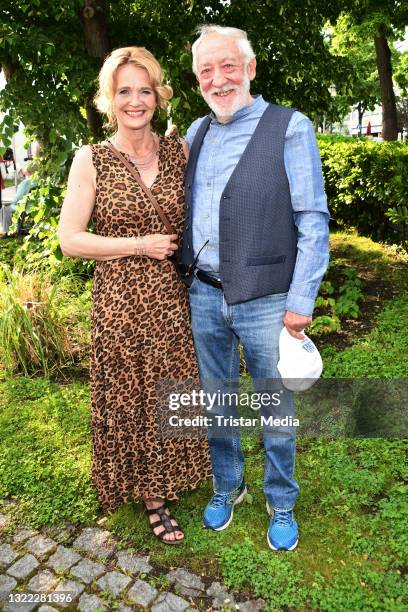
[317,138,408,245]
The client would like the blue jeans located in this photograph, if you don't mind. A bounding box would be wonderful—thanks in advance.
[189,277,299,511]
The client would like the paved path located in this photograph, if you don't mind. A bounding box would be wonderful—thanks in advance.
[0,513,265,611]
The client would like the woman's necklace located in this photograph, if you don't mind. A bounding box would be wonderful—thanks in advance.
[111,134,158,169]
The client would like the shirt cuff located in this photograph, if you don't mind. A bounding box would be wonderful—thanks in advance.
[285,292,316,317]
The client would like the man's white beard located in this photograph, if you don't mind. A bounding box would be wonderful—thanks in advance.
[202,73,251,120]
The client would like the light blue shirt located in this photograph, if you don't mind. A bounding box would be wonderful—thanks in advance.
[185,95,330,317]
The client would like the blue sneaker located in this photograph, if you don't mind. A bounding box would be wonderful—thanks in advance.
[203,481,247,531]
[266,502,298,550]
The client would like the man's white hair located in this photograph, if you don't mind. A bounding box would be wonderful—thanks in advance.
[191,25,256,74]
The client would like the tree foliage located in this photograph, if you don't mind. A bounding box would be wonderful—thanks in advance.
[0,0,365,267]
[394,49,408,97]
[345,0,408,140]
[328,14,380,130]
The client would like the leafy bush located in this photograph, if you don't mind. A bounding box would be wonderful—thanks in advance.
[317,133,366,143]
[11,169,95,279]
[318,139,408,246]
[311,266,364,334]
[0,266,90,376]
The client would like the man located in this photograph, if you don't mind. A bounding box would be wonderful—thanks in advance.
[181,25,329,550]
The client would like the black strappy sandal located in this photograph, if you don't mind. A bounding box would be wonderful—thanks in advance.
[145,504,184,545]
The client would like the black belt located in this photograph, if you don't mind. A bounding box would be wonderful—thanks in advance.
[195,270,223,289]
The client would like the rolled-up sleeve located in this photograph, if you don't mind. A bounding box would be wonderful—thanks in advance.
[284,112,330,317]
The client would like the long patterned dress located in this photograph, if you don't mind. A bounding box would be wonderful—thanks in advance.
[89,135,212,511]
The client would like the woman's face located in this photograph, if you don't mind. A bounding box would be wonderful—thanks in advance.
[112,63,157,131]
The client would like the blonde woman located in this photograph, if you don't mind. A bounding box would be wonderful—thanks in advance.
[58,47,211,544]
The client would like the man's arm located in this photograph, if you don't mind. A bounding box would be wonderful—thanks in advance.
[283,112,330,338]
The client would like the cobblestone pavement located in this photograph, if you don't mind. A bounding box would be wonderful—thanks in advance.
[0,513,265,611]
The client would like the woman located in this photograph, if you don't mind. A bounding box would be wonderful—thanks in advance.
[58,47,211,544]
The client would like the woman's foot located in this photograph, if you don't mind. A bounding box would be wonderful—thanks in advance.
[144,498,184,544]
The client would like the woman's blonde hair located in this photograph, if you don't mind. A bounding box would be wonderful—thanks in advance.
[94,47,173,129]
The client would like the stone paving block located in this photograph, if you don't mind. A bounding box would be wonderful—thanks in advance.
[237,599,266,611]
[116,550,153,575]
[0,543,19,569]
[46,545,81,571]
[25,535,57,559]
[52,579,85,608]
[78,592,107,612]
[52,528,74,544]
[3,601,37,611]
[43,523,75,540]
[27,569,59,592]
[117,606,132,612]
[167,567,205,597]
[96,570,132,597]
[7,553,39,580]
[151,591,191,612]
[0,573,18,602]
[207,581,235,608]
[37,606,59,612]
[127,578,158,606]
[13,529,37,544]
[73,528,115,559]
[70,558,105,584]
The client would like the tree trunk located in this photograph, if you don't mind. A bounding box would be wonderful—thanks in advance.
[1,61,17,81]
[80,1,111,138]
[374,29,398,141]
[357,102,368,137]
[357,102,364,136]
[80,0,110,59]
[85,100,105,137]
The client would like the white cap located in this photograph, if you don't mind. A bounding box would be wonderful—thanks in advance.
[277,327,323,391]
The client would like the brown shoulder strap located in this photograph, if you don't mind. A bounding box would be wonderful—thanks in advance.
[105,141,176,235]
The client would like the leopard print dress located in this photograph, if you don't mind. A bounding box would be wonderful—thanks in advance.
[89,135,212,512]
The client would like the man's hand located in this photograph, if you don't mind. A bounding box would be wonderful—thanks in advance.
[283,311,312,339]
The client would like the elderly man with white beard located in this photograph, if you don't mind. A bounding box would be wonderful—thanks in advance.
[180,25,330,550]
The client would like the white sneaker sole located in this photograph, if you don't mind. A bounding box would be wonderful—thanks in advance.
[266,500,298,551]
[267,532,298,551]
[206,486,248,532]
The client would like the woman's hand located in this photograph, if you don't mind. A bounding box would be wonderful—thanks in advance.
[138,233,178,260]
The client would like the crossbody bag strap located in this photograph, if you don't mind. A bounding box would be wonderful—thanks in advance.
[105,141,176,235]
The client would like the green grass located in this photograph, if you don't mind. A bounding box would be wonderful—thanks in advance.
[322,297,408,377]
[0,266,91,377]
[329,231,407,287]
[0,376,406,610]
[0,232,407,609]
[0,376,98,526]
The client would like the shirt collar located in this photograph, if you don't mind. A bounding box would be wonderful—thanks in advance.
[210,94,264,125]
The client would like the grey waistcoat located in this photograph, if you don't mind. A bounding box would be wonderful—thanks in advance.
[181,103,297,305]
